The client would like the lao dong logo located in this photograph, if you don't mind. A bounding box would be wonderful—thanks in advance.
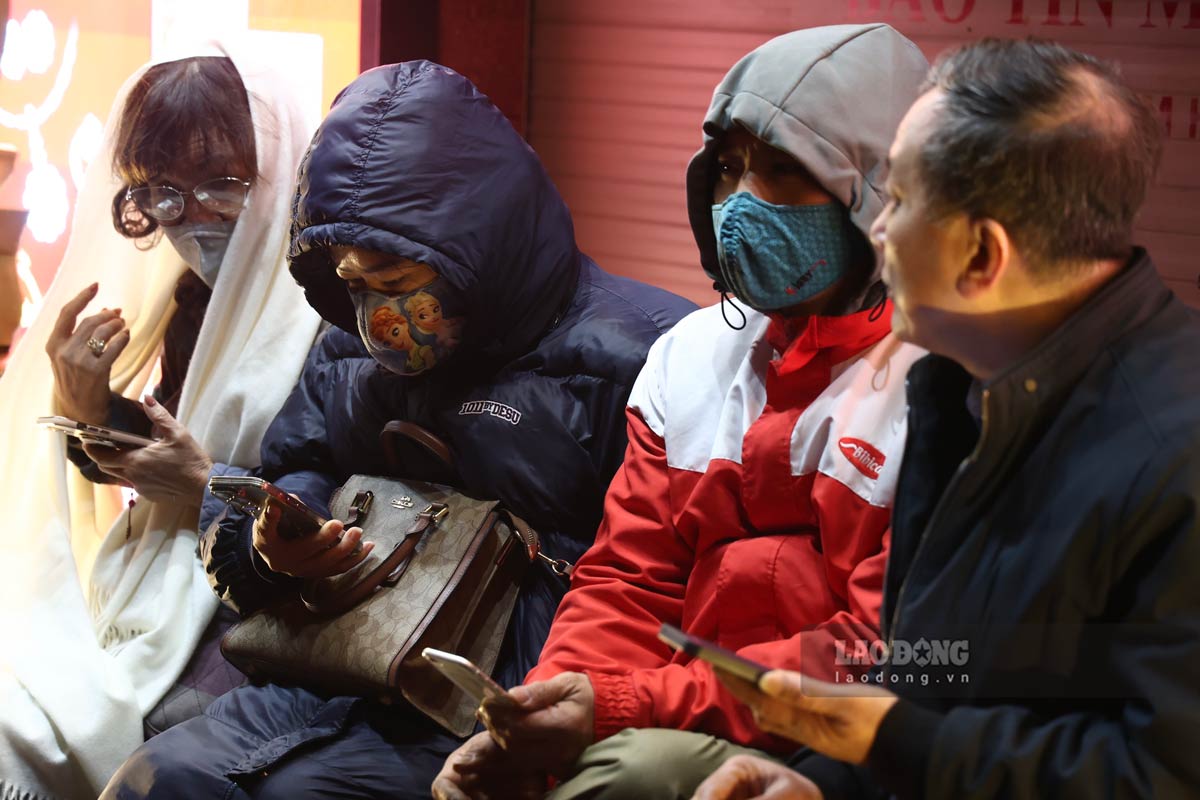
[835,638,969,667]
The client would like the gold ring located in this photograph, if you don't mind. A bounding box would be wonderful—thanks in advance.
[86,337,107,356]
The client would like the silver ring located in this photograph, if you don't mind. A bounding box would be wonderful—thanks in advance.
[86,337,107,356]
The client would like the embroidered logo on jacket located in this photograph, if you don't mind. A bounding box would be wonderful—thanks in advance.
[459,400,522,425]
[838,437,885,480]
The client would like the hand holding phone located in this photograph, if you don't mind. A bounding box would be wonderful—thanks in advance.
[425,660,594,774]
[213,476,372,579]
[208,475,326,540]
[658,623,769,689]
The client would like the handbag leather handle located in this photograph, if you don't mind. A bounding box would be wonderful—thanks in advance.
[381,420,454,470]
[301,503,448,616]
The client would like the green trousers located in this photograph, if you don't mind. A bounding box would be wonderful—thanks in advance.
[546,728,772,800]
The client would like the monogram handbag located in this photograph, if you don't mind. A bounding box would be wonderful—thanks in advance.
[220,423,566,736]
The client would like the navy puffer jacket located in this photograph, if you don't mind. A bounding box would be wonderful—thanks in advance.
[200,62,695,688]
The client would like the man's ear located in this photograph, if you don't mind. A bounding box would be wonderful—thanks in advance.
[957,218,1011,299]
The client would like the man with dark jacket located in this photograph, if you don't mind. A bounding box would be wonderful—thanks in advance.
[696,39,1200,800]
[103,61,694,798]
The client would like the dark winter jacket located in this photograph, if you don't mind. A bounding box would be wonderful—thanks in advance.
[794,251,1200,799]
[199,61,695,689]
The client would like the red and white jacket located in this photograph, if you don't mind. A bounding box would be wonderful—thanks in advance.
[526,302,925,752]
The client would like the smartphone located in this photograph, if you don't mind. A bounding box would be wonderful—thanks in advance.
[37,415,157,449]
[658,623,769,688]
[208,475,327,540]
[421,647,518,710]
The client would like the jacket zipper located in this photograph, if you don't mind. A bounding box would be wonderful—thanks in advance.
[886,387,992,661]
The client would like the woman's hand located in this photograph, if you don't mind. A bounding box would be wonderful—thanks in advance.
[83,396,212,505]
[253,502,374,579]
[46,283,130,424]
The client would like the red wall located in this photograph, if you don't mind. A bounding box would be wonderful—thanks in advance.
[528,0,1200,307]
[361,0,529,135]
[440,0,530,135]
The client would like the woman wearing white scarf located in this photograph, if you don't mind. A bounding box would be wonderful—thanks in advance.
[0,48,320,798]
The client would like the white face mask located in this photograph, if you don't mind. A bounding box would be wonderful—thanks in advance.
[163,219,238,288]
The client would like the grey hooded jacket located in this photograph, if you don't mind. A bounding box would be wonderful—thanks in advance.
[685,23,928,315]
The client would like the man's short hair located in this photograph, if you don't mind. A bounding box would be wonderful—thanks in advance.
[918,39,1162,278]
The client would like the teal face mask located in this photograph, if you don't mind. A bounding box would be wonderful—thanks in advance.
[711,192,854,312]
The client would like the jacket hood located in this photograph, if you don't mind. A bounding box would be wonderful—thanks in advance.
[290,61,580,364]
[686,24,928,314]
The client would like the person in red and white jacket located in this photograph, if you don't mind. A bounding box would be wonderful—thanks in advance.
[433,24,930,800]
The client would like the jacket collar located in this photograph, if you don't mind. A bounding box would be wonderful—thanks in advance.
[908,249,1171,505]
[765,301,894,377]
[914,249,1168,403]
[985,248,1168,407]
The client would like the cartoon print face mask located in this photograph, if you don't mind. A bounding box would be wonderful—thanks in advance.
[351,276,465,376]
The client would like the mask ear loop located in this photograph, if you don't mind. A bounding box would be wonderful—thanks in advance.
[867,282,888,323]
[710,167,748,332]
[716,282,747,331]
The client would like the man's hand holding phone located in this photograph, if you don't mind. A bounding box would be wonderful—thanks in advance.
[253,499,374,579]
[432,670,596,799]
[718,668,897,766]
[475,671,595,771]
[657,623,898,765]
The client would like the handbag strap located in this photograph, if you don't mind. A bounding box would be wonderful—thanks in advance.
[507,512,538,560]
[505,510,573,578]
[375,423,572,576]
[301,502,449,616]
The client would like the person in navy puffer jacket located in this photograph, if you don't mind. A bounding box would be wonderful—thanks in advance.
[102,61,695,799]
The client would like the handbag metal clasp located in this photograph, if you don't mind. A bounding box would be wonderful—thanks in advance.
[424,503,449,524]
[537,551,573,577]
[353,491,374,516]
[344,490,374,528]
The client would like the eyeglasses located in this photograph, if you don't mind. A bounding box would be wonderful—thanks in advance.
[125,177,251,223]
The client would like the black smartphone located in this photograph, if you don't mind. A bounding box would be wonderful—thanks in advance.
[658,623,769,688]
[208,475,326,540]
[37,415,157,449]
